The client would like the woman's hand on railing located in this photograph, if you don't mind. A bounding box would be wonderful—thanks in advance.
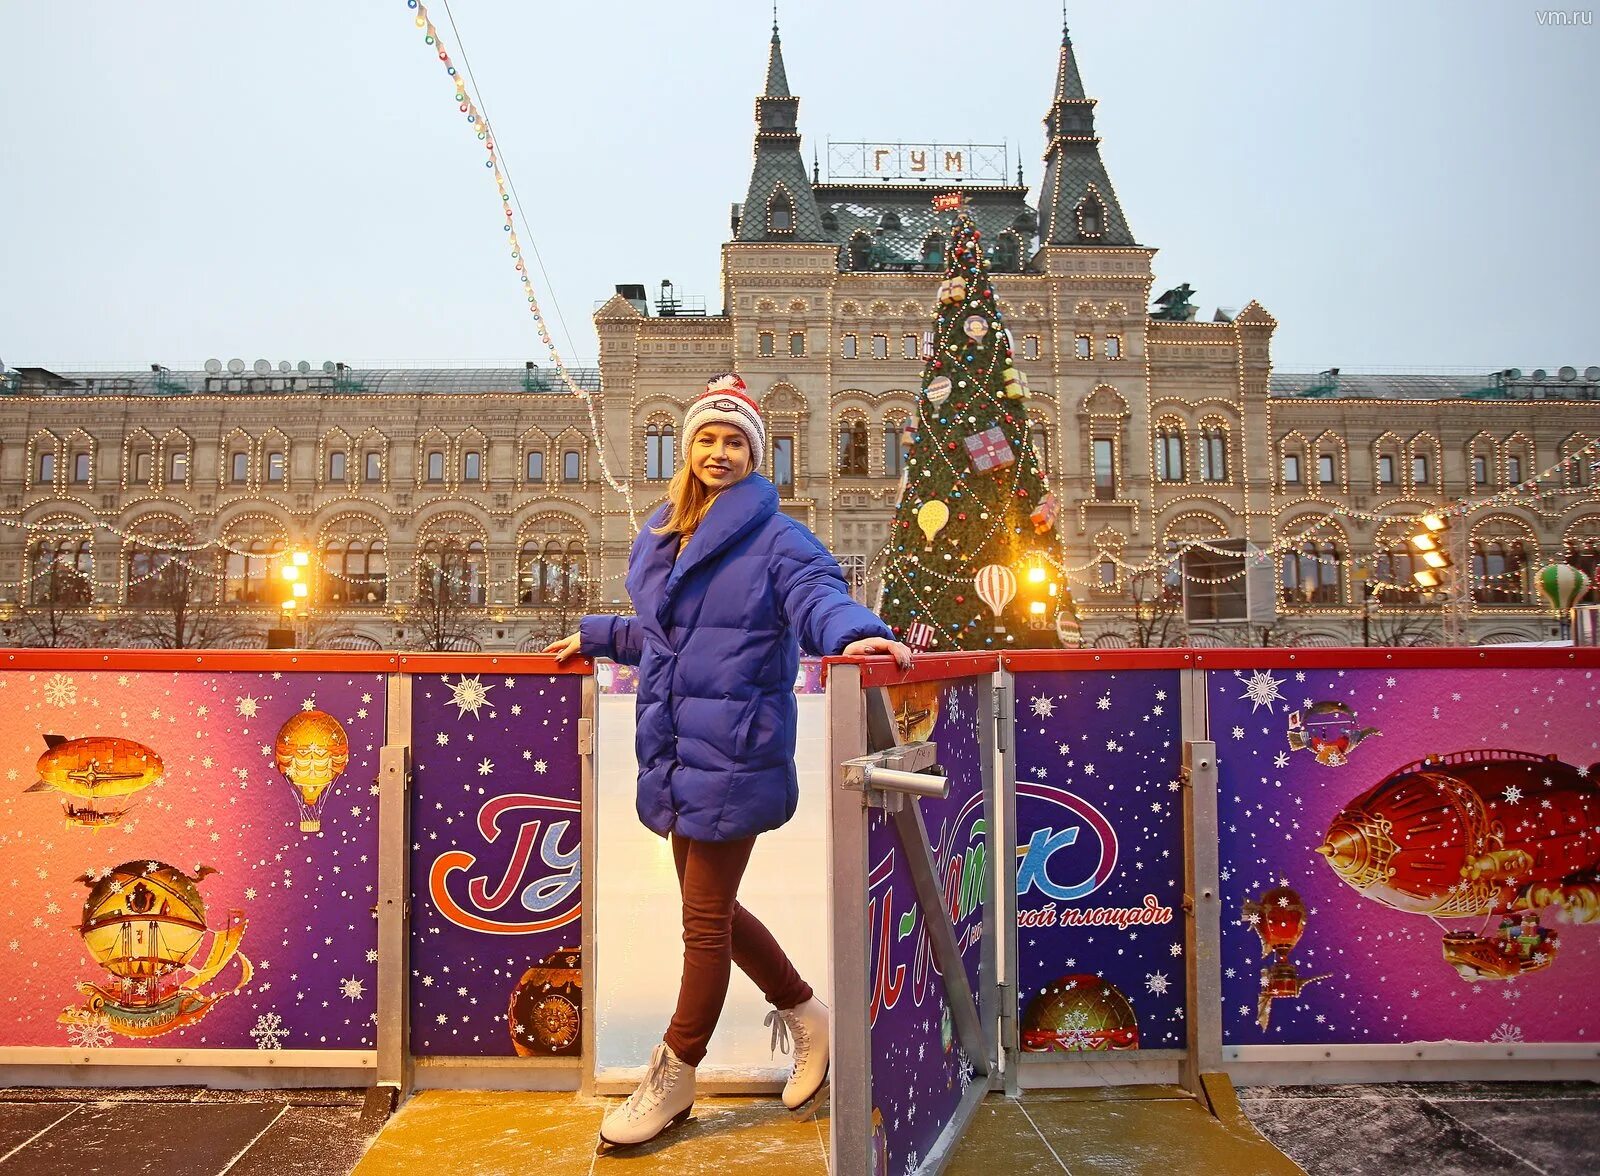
[543,633,582,662]
[841,637,913,671]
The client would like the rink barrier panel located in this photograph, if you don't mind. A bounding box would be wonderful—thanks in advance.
[0,646,1597,1096]
[826,652,1000,1176]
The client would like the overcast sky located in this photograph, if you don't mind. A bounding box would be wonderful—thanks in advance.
[2,0,1594,374]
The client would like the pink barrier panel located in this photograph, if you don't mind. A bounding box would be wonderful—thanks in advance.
[0,654,388,1053]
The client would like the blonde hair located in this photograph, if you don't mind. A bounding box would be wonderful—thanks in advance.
[652,465,717,536]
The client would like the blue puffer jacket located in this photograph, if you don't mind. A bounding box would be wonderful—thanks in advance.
[580,473,892,842]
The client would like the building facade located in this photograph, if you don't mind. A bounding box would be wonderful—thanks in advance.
[2,25,1596,650]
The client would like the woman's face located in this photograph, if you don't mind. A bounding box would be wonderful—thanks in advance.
[689,423,752,490]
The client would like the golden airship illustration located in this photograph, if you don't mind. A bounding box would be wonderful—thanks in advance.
[25,734,163,827]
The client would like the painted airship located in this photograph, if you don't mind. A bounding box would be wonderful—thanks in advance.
[60,860,250,1038]
[1242,885,1330,1028]
[26,734,163,827]
[1286,701,1381,767]
[1317,748,1600,980]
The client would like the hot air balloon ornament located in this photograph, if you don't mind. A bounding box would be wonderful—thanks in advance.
[26,734,163,827]
[916,500,950,551]
[974,564,1017,633]
[273,709,350,832]
[1537,563,1591,638]
[1317,748,1600,980]
[1020,973,1138,1052]
[1242,884,1330,1028]
[1286,701,1382,767]
[59,860,251,1039]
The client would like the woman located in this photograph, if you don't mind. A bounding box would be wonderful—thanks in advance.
[547,373,910,1148]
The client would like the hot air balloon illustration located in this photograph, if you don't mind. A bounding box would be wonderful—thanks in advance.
[26,734,163,827]
[1286,701,1382,767]
[1242,885,1330,1028]
[916,500,950,549]
[974,564,1017,633]
[59,860,250,1038]
[273,710,350,833]
[1317,749,1600,980]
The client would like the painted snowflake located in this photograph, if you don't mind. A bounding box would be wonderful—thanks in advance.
[340,976,366,1002]
[1489,1022,1524,1044]
[65,1017,113,1049]
[251,1011,289,1050]
[1237,669,1287,714]
[1030,694,1056,719]
[1145,971,1171,996]
[43,673,77,708]
[448,674,494,719]
[1056,1008,1099,1052]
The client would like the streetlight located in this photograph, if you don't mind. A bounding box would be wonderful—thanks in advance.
[267,547,311,650]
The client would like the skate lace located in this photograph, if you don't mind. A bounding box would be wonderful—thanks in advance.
[627,1045,678,1113]
[765,1008,807,1061]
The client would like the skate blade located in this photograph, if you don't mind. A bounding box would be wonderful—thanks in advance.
[786,1065,831,1121]
[596,1105,694,1154]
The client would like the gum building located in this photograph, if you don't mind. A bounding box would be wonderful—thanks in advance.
[2,25,1596,650]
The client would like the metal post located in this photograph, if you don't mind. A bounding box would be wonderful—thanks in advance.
[376,671,413,1099]
[578,672,598,1097]
[1179,668,1222,1096]
[828,663,872,1176]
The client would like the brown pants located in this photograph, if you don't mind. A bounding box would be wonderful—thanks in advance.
[663,832,813,1067]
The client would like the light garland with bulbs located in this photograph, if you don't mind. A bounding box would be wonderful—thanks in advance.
[405,0,638,531]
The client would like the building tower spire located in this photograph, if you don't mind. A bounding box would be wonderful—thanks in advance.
[1037,22,1136,246]
[735,18,822,241]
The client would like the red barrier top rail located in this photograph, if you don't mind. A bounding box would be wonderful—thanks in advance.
[1003,646,1600,672]
[824,650,1000,688]
[0,648,593,674]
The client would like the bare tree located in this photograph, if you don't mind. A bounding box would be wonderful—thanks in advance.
[1124,569,1187,648]
[408,540,486,652]
[113,556,254,649]
[14,560,95,648]
[1366,601,1443,647]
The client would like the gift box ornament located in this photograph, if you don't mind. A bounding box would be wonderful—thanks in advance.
[937,276,967,306]
[1030,492,1058,534]
[963,427,1015,473]
[1001,365,1029,400]
[921,330,936,359]
[905,621,935,651]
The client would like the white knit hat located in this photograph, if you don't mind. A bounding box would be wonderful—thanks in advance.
[684,373,766,471]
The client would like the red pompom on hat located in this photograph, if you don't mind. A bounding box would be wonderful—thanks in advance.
[684,372,766,471]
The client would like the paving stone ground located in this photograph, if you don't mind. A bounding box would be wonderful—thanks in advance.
[0,1080,1593,1174]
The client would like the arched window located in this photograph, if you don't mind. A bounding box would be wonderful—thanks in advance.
[837,419,869,476]
[563,449,581,483]
[29,537,93,607]
[1076,193,1106,239]
[420,535,485,608]
[125,518,191,607]
[320,517,387,605]
[993,233,1020,271]
[1472,538,1532,604]
[223,535,285,604]
[646,423,676,481]
[1199,427,1227,482]
[426,450,445,482]
[462,450,481,483]
[1566,523,1600,603]
[1281,539,1344,605]
[849,233,872,271]
[1030,425,1049,475]
[1155,427,1184,482]
[768,188,795,233]
[883,418,910,478]
[525,449,545,482]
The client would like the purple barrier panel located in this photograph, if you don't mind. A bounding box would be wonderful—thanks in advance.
[1214,664,1600,1047]
[1012,669,1187,1053]
[409,672,583,1057]
[0,668,383,1051]
[868,678,986,1175]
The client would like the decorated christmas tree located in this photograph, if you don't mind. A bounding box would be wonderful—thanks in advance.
[878,202,1069,650]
